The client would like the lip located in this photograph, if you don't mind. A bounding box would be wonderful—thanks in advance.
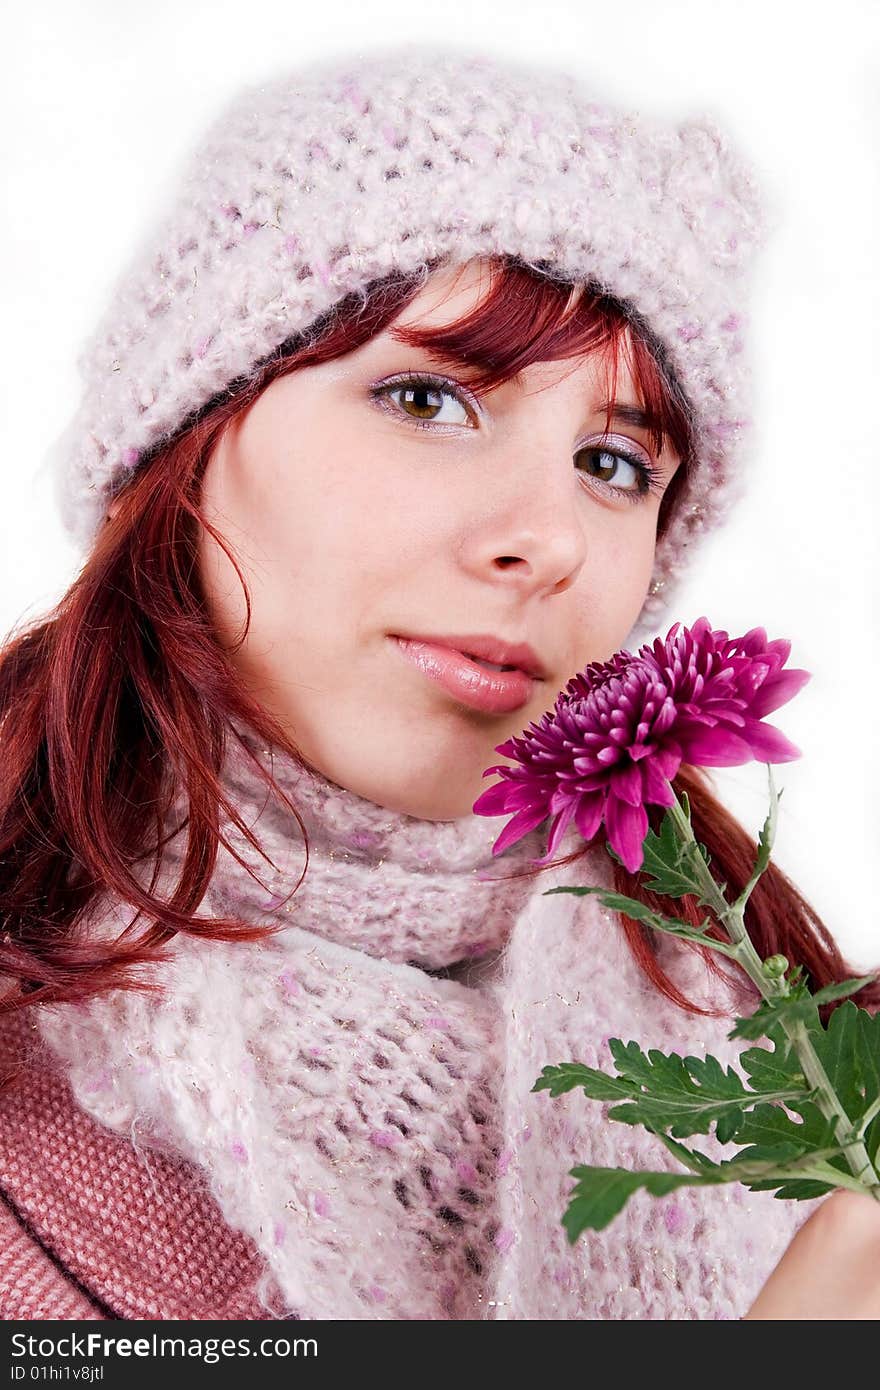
[391,635,542,714]
[399,632,548,680]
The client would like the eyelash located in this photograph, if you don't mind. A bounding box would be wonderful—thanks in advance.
[369,371,667,505]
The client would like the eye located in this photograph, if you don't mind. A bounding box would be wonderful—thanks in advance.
[575,438,666,505]
[369,372,479,429]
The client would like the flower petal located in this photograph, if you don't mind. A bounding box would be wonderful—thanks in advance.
[610,760,644,807]
[472,780,518,816]
[544,798,580,856]
[490,803,550,856]
[642,758,676,806]
[748,667,811,718]
[574,792,605,842]
[605,796,649,873]
[677,725,754,766]
[652,696,679,736]
[740,718,802,762]
[651,743,683,780]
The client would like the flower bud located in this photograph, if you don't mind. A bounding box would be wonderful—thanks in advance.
[763,953,789,979]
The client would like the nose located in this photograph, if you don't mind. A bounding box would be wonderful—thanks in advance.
[456,451,589,597]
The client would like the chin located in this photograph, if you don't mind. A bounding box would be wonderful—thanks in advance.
[371,782,483,822]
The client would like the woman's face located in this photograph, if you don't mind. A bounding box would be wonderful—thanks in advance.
[196,258,683,819]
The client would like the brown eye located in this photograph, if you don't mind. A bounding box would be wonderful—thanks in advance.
[372,374,476,428]
[577,445,644,488]
[574,439,666,506]
[398,383,451,421]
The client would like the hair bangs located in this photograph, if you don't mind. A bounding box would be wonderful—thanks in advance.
[385,255,695,469]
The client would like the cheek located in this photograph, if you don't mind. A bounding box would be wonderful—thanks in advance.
[608,516,658,592]
[585,502,653,559]
[569,523,658,661]
[628,528,660,594]
[246,452,362,582]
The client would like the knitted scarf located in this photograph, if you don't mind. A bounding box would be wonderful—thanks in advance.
[34,721,813,1320]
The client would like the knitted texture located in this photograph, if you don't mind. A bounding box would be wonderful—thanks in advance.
[44,44,769,646]
[32,720,822,1320]
[0,1199,104,1320]
[0,1009,273,1320]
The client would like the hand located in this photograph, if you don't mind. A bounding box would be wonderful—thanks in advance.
[743,1189,880,1320]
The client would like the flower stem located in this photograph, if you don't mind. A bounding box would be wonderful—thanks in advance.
[664,795,880,1199]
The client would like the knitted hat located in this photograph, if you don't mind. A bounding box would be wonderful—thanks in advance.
[44,43,769,644]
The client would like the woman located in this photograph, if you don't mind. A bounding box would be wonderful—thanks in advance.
[1,45,878,1321]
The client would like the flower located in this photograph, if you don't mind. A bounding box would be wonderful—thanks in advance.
[472,616,810,873]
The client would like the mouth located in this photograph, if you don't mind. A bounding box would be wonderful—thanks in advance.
[395,631,547,680]
[390,635,542,715]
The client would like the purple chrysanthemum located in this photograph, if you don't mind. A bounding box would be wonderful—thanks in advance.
[472,616,811,873]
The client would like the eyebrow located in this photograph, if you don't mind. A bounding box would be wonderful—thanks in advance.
[594,400,666,434]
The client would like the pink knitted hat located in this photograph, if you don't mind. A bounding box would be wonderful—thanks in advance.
[45,43,769,641]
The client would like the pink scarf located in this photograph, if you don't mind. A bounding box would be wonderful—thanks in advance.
[35,720,814,1319]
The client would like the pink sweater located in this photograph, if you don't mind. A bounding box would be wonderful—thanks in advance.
[2,722,821,1318]
[0,1008,270,1319]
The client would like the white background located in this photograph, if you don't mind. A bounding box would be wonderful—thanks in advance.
[2,1,877,966]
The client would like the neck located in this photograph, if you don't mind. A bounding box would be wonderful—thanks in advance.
[186,716,550,970]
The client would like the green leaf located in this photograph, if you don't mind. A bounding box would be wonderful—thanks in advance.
[536,1037,817,1144]
[533,1054,757,1139]
[562,1143,846,1238]
[732,997,880,1157]
[604,827,715,883]
[810,976,878,1007]
[729,1097,834,1154]
[728,992,824,1042]
[542,885,736,955]
[716,1108,745,1145]
[754,769,779,877]
[738,1025,810,1096]
[724,1098,848,1201]
[733,1001,880,1192]
[532,1061,637,1102]
[603,1038,809,1140]
[651,1128,722,1175]
[743,1176,839,1201]
[631,807,710,900]
[809,1001,880,1133]
[562,1165,716,1240]
[785,964,809,993]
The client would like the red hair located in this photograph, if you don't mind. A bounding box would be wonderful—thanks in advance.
[1,253,876,1034]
